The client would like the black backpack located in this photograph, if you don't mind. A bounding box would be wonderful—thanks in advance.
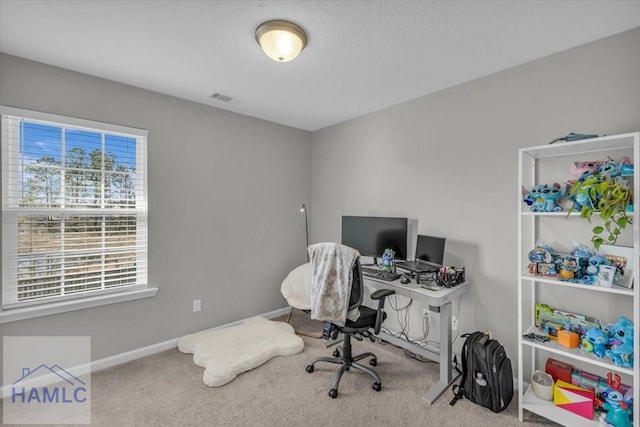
[450,331,514,413]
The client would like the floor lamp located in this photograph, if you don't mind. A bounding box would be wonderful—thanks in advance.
[287,203,321,338]
[301,204,309,261]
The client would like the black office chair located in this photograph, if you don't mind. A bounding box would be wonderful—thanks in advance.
[305,256,395,398]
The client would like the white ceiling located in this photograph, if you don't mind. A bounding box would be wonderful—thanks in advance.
[1,1,639,132]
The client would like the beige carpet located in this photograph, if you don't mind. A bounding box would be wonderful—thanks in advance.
[1,323,558,426]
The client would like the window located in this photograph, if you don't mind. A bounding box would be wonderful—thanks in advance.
[2,106,149,312]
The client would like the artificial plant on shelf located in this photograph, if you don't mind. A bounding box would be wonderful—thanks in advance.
[568,175,633,249]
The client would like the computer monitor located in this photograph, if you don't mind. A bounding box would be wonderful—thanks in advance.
[415,234,446,265]
[341,216,408,262]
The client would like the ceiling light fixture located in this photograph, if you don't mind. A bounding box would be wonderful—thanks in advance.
[255,20,308,63]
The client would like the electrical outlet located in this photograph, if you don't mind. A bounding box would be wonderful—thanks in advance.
[451,316,458,330]
[193,299,201,313]
[422,308,430,322]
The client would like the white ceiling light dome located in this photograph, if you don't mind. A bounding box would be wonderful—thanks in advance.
[255,20,308,63]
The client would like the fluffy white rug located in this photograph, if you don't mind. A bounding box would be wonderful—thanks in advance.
[178,316,304,387]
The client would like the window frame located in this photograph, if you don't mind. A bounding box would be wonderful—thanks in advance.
[1,106,156,323]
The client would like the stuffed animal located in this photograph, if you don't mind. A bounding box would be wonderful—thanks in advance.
[522,184,547,212]
[596,156,631,179]
[596,373,633,427]
[379,248,395,272]
[570,158,606,183]
[586,255,611,276]
[581,327,609,358]
[523,183,567,212]
[558,257,579,280]
[570,174,602,212]
[605,316,634,368]
[539,182,567,212]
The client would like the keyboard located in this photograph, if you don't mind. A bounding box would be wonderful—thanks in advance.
[361,266,401,282]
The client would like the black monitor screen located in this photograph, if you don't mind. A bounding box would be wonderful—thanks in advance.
[341,216,408,260]
[415,234,446,265]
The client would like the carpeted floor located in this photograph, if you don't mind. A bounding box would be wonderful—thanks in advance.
[1,315,558,426]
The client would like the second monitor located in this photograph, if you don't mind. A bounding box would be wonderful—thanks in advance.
[395,234,446,273]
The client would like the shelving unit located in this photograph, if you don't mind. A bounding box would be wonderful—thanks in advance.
[517,133,639,426]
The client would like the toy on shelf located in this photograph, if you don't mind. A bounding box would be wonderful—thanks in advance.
[596,156,631,179]
[595,373,633,427]
[605,316,634,368]
[583,254,612,285]
[522,183,567,212]
[523,184,546,211]
[570,158,606,183]
[571,241,594,258]
[568,156,631,182]
[580,327,609,358]
[527,243,558,277]
[569,174,602,212]
[527,241,601,283]
[558,257,580,280]
[567,156,634,215]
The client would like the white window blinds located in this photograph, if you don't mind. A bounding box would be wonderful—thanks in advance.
[1,106,148,309]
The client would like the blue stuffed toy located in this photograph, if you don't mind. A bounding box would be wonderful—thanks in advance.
[539,182,566,212]
[581,327,609,358]
[522,184,547,211]
[605,316,634,368]
[523,183,567,212]
[582,255,611,284]
[379,248,395,272]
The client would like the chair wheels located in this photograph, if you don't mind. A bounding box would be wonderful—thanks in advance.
[369,358,377,366]
[332,349,341,357]
[329,389,338,398]
[305,365,314,373]
[373,382,381,392]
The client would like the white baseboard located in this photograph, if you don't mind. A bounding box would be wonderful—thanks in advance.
[86,307,292,372]
[1,306,292,398]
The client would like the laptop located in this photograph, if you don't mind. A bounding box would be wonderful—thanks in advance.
[395,235,445,273]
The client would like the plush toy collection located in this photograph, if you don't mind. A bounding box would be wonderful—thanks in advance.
[522,155,633,213]
[527,242,613,285]
[580,316,635,369]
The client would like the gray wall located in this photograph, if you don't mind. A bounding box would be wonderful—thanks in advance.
[310,28,640,370]
[0,53,312,360]
[1,27,639,376]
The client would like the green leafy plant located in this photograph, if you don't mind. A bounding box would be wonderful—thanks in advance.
[568,176,633,249]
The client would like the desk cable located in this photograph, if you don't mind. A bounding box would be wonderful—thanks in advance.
[388,294,413,341]
[378,292,465,366]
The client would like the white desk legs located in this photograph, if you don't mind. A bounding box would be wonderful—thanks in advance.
[365,279,468,404]
[421,300,456,404]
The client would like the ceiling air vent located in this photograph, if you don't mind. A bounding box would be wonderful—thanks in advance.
[210,92,233,102]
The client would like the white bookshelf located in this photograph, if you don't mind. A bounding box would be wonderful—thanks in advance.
[517,132,639,426]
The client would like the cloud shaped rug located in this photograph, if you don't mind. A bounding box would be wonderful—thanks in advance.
[178,316,304,387]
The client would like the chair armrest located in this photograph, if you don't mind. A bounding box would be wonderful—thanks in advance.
[371,289,395,300]
[371,289,395,334]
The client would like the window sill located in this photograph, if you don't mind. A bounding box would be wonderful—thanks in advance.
[0,287,158,324]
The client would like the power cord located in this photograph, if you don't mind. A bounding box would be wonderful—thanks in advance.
[388,295,412,340]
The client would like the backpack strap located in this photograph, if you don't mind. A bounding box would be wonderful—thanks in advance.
[449,332,474,406]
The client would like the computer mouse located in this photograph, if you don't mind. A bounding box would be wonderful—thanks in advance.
[400,276,410,284]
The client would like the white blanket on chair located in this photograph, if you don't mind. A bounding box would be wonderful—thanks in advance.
[309,242,360,327]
